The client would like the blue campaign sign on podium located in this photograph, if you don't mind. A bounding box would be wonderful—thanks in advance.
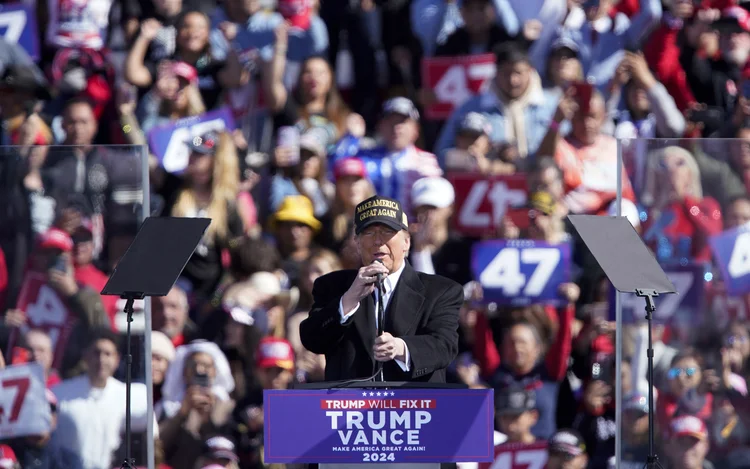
[711,225,750,297]
[0,3,39,59]
[472,240,571,306]
[608,262,708,324]
[264,388,494,464]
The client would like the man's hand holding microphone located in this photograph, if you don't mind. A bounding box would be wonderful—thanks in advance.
[341,260,407,364]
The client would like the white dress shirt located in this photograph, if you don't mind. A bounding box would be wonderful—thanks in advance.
[339,261,411,371]
[53,376,149,469]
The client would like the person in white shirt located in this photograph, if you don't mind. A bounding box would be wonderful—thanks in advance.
[52,329,148,469]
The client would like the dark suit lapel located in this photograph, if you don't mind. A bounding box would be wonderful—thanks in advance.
[385,263,425,337]
[354,293,376,364]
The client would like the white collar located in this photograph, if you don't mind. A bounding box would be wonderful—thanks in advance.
[383,260,407,295]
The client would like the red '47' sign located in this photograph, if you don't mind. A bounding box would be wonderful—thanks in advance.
[449,172,530,237]
[422,54,496,120]
[479,441,548,469]
[0,363,51,439]
[9,272,76,370]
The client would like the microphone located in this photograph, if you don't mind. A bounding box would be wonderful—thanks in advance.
[374,259,385,284]
[373,259,385,382]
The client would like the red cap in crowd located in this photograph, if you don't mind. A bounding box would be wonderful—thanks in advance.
[0,445,17,469]
[37,228,74,252]
[256,337,295,370]
[670,415,708,440]
[334,157,367,180]
[278,0,312,30]
[172,61,198,85]
[720,6,750,32]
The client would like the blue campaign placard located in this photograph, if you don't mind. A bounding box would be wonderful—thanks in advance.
[0,3,39,60]
[147,107,236,174]
[264,388,494,464]
[471,240,571,306]
[608,262,709,324]
[711,225,750,297]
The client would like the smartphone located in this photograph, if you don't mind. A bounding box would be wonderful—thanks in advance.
[573,82,594,114]
[49,254,67,273]
[192,371,210,388]
[277,126,300,166]
[690,107,724,125]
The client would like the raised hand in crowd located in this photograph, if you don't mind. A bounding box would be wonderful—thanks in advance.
[346,113,367,138]
[496,216,520,240]
[139,18,163,42]
[626,52,657,90]
[274,21,290,53]
[522,19,543,42]
[583,380,612,412]
[218,21,238,42]
[181,384,216,420]
[558,282,580,304]
[3,309,27,328]
[553,86,578,124]
[47,254,79,298]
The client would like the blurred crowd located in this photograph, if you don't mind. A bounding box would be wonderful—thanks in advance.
[0,0,749,467]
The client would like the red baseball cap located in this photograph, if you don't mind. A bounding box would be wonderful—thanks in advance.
[256,337,295,370]
[0,445,17,469]
[37,228,73,252]
[172,61,198,84]
[278,0,312,30]
[670,415,708,440]
[334,157,367,180]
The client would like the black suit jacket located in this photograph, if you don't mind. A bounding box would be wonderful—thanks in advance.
[299,263,463,383]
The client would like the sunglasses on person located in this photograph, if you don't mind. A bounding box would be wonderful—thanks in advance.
[725,335,749,346]
[667,367,697,380]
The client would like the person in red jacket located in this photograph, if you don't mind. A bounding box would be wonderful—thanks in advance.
[643,0,698,112]
[641,146,722,263]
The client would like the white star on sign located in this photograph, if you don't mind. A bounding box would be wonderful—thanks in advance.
[362,392,367,396]
[369,392,374,396]
[376,392,382,396]
[390,392,395,396]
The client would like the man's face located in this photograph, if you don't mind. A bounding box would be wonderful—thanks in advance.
[73,238,94,267]
[62,103,98,147]
[275,221,314,253]
[85,339,119,382]
[356,224,411,273]
[25,330,53,372]
[379,114,418,151]
[721,30,750,67]
[414,205,453,234]
[725,198,750,229]
[668,435,708,469]
[502,324,541,372]
[530,167,564,201]
[496,411,537,442]
[572,94,605,145]
[152,288,188,339]
[495,61,532,99]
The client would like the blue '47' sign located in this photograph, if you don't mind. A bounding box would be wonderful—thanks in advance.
[472,240,571,306]
[147,107,236,174]
[0,3,39,60]
[711,225,750,296]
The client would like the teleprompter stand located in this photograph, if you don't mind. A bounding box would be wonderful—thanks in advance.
[568,215,676,469]
[101,217,210,469]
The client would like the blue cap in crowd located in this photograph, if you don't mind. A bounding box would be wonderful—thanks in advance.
[382,97,420,121]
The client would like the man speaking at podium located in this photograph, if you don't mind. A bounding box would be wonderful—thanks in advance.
[300,195,463,383]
